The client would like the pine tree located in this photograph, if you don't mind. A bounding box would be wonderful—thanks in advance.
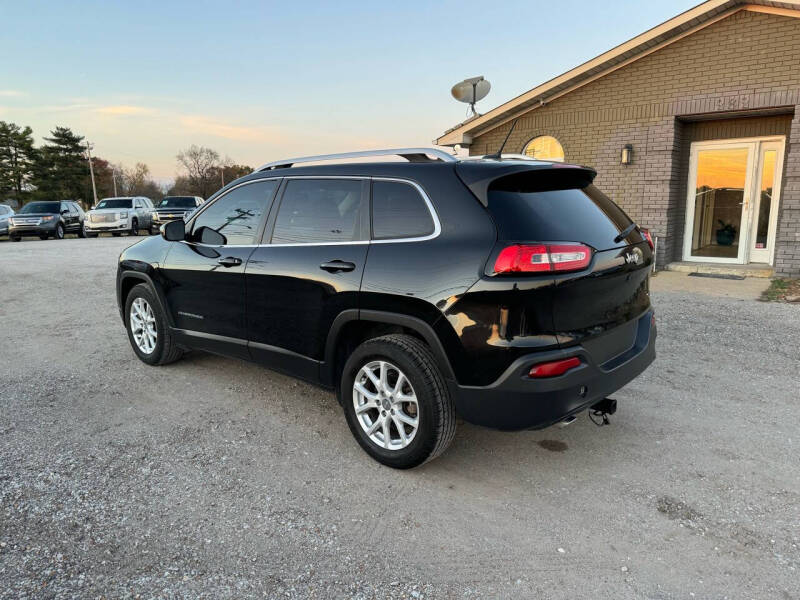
[0,121,36,201]
[31,126,88,203]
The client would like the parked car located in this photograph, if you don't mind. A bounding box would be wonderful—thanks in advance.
[86,196,153,237]
[116,148,656,468]
[150,196,204,234]
[0,204,14,236]
[8,200,86,241]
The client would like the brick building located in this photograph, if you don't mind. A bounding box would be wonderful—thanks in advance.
[436,0,800,276]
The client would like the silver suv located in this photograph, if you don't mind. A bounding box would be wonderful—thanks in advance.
[0,204,14,236]
[85,197,153,237]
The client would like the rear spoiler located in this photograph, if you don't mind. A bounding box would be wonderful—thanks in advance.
[455,162,597,207]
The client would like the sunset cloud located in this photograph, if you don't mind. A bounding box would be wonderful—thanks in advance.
[178,115,283,143]
[95,105,155,116]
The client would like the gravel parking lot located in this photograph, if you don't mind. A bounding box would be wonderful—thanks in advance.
[1,236,798,599]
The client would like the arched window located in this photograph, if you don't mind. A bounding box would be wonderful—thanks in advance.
[522,135,564,162]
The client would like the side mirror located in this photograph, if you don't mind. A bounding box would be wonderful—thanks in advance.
[162,219,186,242]
[90,206,96,210]
[61,209,69,215]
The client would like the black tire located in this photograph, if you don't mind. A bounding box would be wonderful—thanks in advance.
[340,334,456,469]
[40,234,49,240]
[130,218,139,236]
[78,221,87,238]
[112,232,122,237]
[55,223,64,239]
[124,283,184,366]
[87,232,98,238]
[11,236,21,242]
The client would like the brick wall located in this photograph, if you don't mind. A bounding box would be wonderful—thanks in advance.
[469,9,800,275]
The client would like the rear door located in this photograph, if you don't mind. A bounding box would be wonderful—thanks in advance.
[485,174,653,358]
[160,179,279,358]
[60,202,76,231]
[245,177,369,381]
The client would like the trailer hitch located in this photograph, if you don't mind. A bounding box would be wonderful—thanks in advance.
[589,398,617,426]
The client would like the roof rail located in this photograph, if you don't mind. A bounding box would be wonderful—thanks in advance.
[256,147,457,171]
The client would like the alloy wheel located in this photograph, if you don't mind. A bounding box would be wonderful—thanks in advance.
[352,360,419,450]
[130,297,157,354]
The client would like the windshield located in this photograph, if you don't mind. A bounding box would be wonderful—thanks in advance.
[96,199,132,210]
[19,202,60,214]
[158,197,196,208]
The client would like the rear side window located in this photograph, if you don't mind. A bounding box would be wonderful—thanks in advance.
[271,179,364,244]
[487,183,636,250]
[371,180,435,240]
[191,180,277,245]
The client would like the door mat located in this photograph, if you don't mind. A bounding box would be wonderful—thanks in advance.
[688,272,745,280]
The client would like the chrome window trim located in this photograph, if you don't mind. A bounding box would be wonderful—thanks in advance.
[180,175,441,249]
[369,177,441,244]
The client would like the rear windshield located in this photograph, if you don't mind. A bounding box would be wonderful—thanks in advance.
[159,197,196,208]
[19,202,60,214]
[487,182,637,250]
[96,199,132,209]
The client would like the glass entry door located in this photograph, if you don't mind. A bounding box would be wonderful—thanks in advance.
[684,138,784,265]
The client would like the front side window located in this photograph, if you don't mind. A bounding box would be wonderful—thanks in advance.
[190,180,277,245]
[372,180,435,240]
[271,179,364,244]
[522,135,565,162]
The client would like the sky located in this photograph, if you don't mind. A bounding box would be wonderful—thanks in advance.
[1,0,698,181]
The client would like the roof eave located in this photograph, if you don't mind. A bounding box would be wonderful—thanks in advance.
[437,0,800,146]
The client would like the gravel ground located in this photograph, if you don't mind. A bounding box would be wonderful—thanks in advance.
[1,236,798,599]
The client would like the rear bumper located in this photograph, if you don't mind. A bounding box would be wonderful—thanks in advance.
[449,310,656,430]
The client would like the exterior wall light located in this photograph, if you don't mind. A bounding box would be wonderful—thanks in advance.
[621,144,633,165]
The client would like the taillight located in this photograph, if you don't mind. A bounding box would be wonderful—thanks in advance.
[494,243,592,274]
[640,228,654,250]
[528,357,582,378]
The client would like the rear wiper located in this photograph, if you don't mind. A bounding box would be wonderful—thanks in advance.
[614,223,637,244]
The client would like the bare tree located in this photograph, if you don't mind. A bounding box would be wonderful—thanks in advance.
[176,145,220,198]
[114,162,163,201]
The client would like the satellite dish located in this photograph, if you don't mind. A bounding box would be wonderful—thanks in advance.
[451,76,491,116]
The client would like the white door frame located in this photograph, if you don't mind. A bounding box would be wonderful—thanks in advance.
[682,135,785,265]
[748,140,785,264]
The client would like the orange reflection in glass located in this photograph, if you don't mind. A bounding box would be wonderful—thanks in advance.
[761,150,776,192]
[695,148,748,190]
[523,136,565,162]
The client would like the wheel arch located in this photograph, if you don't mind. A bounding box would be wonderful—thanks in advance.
[321,309,456,388]
[117,269,174,328]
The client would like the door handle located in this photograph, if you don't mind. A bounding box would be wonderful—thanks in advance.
[218,256,243,268]
[320,260,356,273]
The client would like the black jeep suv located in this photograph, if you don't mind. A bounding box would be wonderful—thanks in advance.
[116,148,656,468]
